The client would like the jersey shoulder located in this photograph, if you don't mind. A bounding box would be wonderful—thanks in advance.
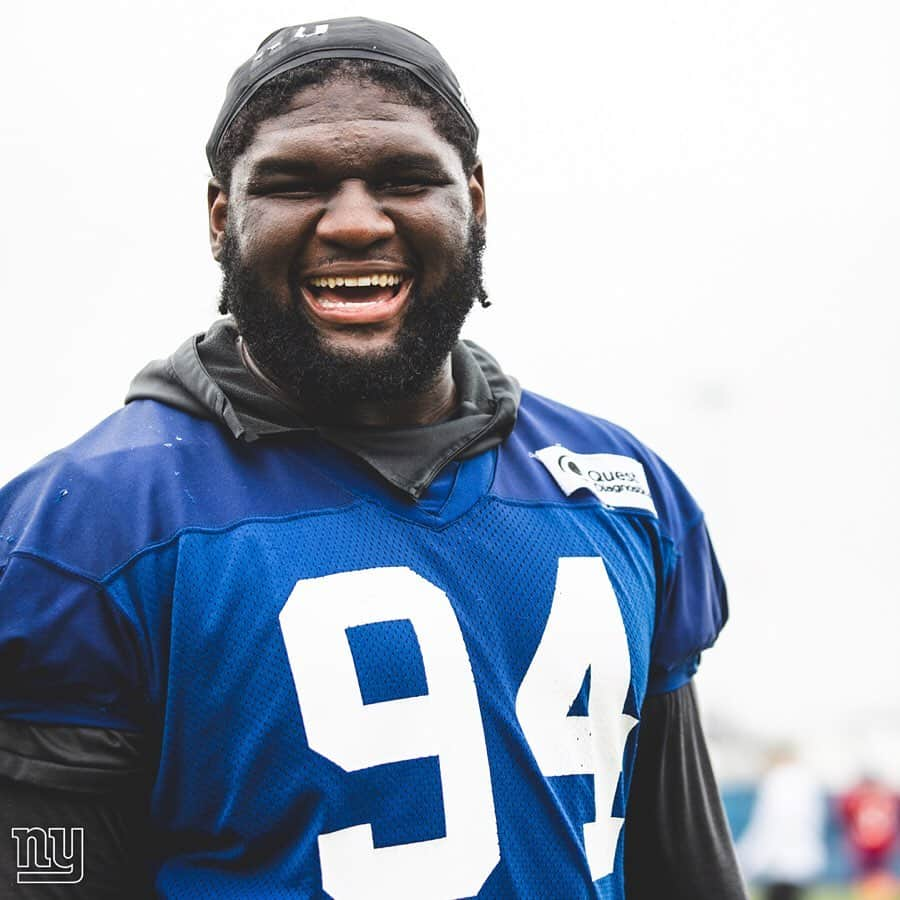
[497,390,728,687]
[494,389,704,542]
[0,399,353,580]
[0,400,353,729]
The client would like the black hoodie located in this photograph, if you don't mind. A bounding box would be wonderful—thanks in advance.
[127,317,521,499]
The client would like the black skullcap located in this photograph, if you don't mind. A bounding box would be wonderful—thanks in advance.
[206,16,477,171]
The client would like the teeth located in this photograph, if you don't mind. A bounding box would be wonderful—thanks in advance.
[317,298,385,309]
[309,273,403,288]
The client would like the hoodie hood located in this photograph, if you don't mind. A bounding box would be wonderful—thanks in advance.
[127,318,520,498]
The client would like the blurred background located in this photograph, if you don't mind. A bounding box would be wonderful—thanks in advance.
[2,1,899,894]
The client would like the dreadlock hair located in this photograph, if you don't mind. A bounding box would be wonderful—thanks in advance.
[211,57,479,193]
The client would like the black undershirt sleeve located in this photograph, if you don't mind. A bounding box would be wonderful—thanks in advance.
[625,681,748,899]
[0,719,153,900]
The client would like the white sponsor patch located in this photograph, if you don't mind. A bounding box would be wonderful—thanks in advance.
[533,445,657,515]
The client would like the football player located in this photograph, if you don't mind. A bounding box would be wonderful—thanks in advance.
[0,17,747,899]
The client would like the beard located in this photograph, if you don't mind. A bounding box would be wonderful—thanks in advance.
[218,220,487,418]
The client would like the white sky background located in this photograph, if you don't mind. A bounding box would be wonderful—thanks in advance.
[1,2,898,765]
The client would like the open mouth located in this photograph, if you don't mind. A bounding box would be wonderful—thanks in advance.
[300,272,413,325]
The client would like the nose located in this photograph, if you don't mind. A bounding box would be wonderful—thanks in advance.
[315,179,396,249]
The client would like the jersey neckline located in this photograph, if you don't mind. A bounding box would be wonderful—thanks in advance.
[298,436,497,527]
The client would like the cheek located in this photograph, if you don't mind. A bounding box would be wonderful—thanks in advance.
[394,195,472,259]
[237,202,317,271]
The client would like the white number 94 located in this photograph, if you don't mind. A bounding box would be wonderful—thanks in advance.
[279,557,637,899]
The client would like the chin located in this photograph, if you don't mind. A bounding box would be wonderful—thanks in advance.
[318,327,403,359]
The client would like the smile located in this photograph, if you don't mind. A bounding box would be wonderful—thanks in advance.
[300,271,413,324]
[308,273,403,289]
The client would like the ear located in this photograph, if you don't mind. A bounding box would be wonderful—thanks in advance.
[468,162,486,227]
[208,178,228,261]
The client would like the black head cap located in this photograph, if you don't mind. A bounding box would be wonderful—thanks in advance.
[206,16,478,172]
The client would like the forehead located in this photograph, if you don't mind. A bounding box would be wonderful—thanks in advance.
[237,78,463,177]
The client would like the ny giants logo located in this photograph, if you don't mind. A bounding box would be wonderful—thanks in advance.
[252,23,330,66]
[10,827,84,884]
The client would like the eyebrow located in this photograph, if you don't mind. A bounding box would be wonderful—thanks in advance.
[375,153,451,176]
[248,158,318,179]
[247,152,452,181]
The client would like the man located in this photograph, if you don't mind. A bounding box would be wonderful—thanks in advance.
[839,775,899,894]
[0,17,746,899]
[738,745,827,900]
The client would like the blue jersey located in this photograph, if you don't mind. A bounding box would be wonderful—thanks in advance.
[0,391,726,898]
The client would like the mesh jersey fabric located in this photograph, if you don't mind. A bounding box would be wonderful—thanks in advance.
[0,390,727,899]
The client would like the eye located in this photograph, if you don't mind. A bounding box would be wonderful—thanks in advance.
[272,186,323,199]
[376,175,448,195]
[249,180,324,199]
[376,180,427,195]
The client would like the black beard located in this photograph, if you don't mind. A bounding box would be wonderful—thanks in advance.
[219,221,487,417]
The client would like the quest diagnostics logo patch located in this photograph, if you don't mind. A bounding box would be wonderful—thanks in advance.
[533,445,657,515]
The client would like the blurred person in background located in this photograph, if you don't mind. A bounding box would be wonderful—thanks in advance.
[738,744,827,900]
[839,774,899,898]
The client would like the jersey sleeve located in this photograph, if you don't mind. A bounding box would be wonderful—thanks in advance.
[643,456,729,696]
[0,552,148,731]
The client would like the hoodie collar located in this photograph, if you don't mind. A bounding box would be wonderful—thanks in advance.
[127,318,520,499]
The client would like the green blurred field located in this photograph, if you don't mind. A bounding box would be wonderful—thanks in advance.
[749,874,900,898]
[750,889,900,900]
[751,890,854,900]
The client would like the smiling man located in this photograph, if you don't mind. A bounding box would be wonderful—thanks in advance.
[212,71,487,428]
[0,18,746,899]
